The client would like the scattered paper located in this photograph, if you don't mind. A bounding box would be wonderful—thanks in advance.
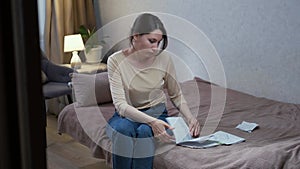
[236,121,259,133]
[166,117,246,149]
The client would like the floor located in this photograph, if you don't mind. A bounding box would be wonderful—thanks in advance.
[46,114,111,169]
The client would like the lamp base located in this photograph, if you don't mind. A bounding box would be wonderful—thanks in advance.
[70,61,82,69]
[70,51,82,69]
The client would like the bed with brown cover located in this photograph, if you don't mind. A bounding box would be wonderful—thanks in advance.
[57,72,300,169]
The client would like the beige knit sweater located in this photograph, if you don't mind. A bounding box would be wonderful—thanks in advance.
[107,50,192,123]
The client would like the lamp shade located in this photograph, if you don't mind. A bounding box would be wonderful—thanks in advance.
[64,34,85,69]
[64,34,85,52]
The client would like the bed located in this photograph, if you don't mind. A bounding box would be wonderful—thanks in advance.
[57,73,300,169]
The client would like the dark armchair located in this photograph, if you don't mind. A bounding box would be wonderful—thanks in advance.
[41,51,75,115]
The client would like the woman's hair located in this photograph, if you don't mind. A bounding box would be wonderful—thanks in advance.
[130,13,168,52]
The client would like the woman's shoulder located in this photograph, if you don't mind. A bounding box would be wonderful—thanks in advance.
[110,50,124,58]
[108,50,125,63]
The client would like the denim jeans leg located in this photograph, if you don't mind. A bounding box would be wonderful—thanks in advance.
[132,124,154,169]
[106,112,137,169]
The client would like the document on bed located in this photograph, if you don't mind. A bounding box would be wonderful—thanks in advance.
[166,117,246,149]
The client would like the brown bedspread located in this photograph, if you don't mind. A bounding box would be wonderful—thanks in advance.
[58,77,300,169]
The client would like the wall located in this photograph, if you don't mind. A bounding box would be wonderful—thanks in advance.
[37,0,46,51]
[97,0,300,104]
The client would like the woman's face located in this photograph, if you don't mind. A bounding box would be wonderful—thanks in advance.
[132,29,163,55]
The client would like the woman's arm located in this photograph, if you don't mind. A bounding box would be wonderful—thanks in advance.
[177,103,200,137]
[165,57,200,137]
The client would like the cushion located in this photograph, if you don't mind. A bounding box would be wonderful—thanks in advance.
[72,72,112,107]
[41,70,48,83]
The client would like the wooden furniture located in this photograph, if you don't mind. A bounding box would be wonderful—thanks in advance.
[61,63,107,74]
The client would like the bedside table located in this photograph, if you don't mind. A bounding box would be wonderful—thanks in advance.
[62,62,107,74]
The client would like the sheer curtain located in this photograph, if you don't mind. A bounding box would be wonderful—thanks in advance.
[44,0,96,64]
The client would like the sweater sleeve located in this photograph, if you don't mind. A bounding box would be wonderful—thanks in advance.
[164,58,194,120]
[164,57,186,107]
[107,56,128,115]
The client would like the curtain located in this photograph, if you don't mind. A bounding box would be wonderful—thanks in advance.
[44,0,96,64]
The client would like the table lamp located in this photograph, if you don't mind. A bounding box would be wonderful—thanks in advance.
[64,34,85,69]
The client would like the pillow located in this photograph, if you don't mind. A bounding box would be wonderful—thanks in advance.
[41,71,48,83]
[72,72,112,107]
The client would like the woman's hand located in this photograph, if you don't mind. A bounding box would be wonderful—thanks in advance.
[188,118,200,137]
[149,119,174,143]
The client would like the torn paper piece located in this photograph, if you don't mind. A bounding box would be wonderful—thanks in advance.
[236,121,259,133]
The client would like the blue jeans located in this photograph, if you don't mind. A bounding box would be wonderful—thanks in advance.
[106,105,168,169]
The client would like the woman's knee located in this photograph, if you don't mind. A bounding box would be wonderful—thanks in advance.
[136,124,153,138]
[110,119,136,137]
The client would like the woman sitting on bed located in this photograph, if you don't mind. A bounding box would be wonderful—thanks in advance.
[106,13,200,169]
